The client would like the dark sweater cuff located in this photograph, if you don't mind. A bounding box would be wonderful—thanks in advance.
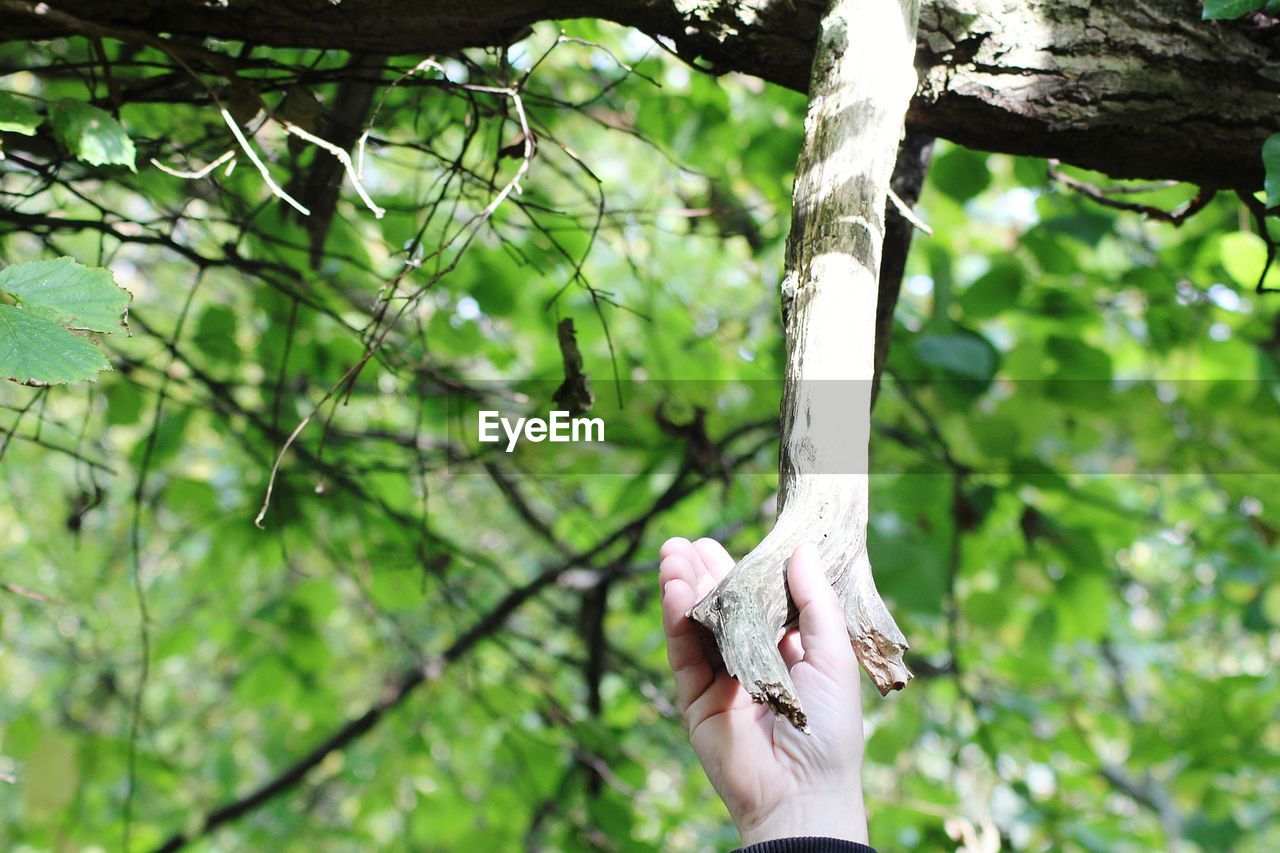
[733,838,877,853]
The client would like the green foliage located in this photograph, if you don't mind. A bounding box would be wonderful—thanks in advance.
[50,100,136,170]
[1200,0,1279,19]
[0,307,112,385]
[1263,132,1280,209]
[0,258,130,384]
[0,91,41,135]
[0,23,1278,853]
[929,145,991,202]
[1219,230,1280,289]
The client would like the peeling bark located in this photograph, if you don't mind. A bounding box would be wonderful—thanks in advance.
[1,0,1275,188]
[687,0,918,730]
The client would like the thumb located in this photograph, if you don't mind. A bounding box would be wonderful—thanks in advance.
[787,543,856,673]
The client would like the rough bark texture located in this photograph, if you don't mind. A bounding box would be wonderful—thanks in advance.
[1,0,1275,189]
[687,0,918,729]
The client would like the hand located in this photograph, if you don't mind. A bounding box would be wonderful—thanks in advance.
[659,537,868,846]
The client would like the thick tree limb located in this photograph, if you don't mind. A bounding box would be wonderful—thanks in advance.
[0,1,1275,188]
[688,0,918,730]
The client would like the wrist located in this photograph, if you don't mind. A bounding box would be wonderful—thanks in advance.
[736,790,869,847]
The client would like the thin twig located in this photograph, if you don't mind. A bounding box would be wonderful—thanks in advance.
[122,269,205,850]
[0,388,43,466]
[220,108,310,215]
[887,186,932,235]
[1,582,60,603]
[150,149,235,180]
[154,424,773,852]
[555,35,660,88]
[1237,190,1279,294]
[279,121,385,218]
[356,57,445,180]
[254,81,534,526]
[1048,160,1216,226]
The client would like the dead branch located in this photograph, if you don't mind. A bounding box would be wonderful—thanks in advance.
[689,0,919,729]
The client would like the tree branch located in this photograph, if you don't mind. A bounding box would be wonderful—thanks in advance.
[0,0,1274,188]
[148,423,772,851]
[690,0,918,729]
[874,130,934,406]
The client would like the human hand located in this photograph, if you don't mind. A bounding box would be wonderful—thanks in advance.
[659,537,868,846]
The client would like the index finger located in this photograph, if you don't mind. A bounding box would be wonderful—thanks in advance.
[659,554,714,710]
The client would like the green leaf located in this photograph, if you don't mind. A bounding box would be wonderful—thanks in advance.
[959,262,1023,318]
[50,100,136,170]
[1046,335,1112,381]
[0,257,131,332]
[0,305,111,385]
[1054,572,1110,641]
[0,258,129,385]
[930,146,991,202]
[913,332,998,380]
[0,92,42,136]
[1263,133,1280,209]
[1201,0,1265,18]
[1186,814,1245,849]
[104,378,144,425]
[1218,231,1271,289]
[192,305,240,363]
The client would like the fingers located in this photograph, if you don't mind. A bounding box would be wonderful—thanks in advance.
[661,536,736,599]
[661,537,711,595]
[659,537,690,562]
[778,626,805,669]
[787,543,856,673]
[692,538,736,584]
[659,553,714,710]
[658,535,741,715]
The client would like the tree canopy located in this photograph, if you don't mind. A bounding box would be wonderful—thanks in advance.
[0,6,1278,853]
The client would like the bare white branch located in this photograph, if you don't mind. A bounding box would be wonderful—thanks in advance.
[149,149,235,180]
[887,186,932,235]
[220,108,310,216]
[280,120,386,218]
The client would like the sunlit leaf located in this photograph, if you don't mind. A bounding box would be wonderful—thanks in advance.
[0,257,131,332]
[50,99,136,170]
[1263,133,1280,209]
[1201,0,1265,19]
[0,305,111,385]
[0,91,41,135]
[0,258,128,384]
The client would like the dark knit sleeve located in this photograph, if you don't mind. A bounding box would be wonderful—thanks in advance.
[733,838,877,853]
